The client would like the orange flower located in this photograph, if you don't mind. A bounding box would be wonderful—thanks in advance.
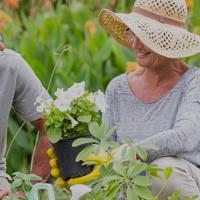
[110,0,117,6]
[185,0,193,8]
[126,62,140,72]
[0,11,10,32]
[43,0,53,11]
[85,21,96,34]
[3,0,20,9]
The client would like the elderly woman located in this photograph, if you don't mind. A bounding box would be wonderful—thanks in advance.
[99,0,200,198]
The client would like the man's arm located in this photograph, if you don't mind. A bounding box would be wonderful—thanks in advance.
[0,42,5,51]
[31,118,52,181]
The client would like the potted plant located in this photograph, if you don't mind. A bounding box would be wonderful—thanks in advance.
[35,81,107,179]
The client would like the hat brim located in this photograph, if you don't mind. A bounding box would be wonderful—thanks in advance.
[99,9,200,58]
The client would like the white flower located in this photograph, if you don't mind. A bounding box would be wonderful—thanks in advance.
[70,184,92,200]
[36,104,46,113]
[68,115,79,128]
[67,82,85,100]
[86,94,95,103]
[54,88,67,98]
[45,99,53,114]
[94,90,107,113]
[54,98,71,112]
[35,96,49,113]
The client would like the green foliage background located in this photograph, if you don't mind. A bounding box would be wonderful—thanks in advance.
[0,0,200,175]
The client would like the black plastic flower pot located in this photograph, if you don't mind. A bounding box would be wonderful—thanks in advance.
[52,137,93,179]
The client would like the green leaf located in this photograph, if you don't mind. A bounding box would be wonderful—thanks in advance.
[102,175,121,185]
[88,122,101,139]
[168,190,180,200]
[77,115,92,123]
[127,186,139,200]
[47,127,62,143]
[135,185,153,199]
[164,167,173,180]
[104,141,119,149]
[113,163,126,176]
[137,146,148,161]
[99,165,107,176]
[76,145,93,161]
[22,183,32,193]
[82,160,97,166]
[147,164,163,179]
[131,163,147,177]
[128,147,137,161]
[127,165,135,177]
[28,174,42,181]
[93,38,112,63]
[104,127,116,140]
[105,180,120,200]
[11,179,23,191]
[72,137,98,147]
[133,176,152,187]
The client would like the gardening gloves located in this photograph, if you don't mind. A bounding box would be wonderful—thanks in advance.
[47,145,140,187]
[47,148,109,187]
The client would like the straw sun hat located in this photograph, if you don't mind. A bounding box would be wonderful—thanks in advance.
[98,0,200,58]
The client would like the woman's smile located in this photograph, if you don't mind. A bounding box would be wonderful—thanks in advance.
[136,51,151,59]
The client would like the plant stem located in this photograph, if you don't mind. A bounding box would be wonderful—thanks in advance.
[5,121,26,159]
[30,45,71,172]
[156,181,167,199]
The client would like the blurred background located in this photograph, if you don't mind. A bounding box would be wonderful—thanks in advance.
[0,0,199,175]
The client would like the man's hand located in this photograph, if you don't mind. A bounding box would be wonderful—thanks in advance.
[0,41,5,51]
[0,177,11,199]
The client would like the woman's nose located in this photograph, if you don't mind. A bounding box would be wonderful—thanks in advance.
[130,35,143,50]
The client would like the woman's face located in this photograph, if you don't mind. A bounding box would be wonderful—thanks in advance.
[129,32,171,68]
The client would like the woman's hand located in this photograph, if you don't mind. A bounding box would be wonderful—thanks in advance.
[0,177,11,200]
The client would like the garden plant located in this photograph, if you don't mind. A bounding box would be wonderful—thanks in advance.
[0,0,200,199]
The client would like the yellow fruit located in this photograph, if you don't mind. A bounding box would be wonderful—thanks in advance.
[47,148,56,158]
[49,158,58,168]
[55,177,66,187]
[51,168,60,177]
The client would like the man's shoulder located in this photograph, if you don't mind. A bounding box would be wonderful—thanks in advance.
[0,49,21,58]
[0,49,23,72]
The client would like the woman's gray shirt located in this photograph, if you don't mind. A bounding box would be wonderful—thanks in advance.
[103,66,200,166]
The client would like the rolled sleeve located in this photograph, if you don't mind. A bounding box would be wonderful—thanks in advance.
[0,158,11,180]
